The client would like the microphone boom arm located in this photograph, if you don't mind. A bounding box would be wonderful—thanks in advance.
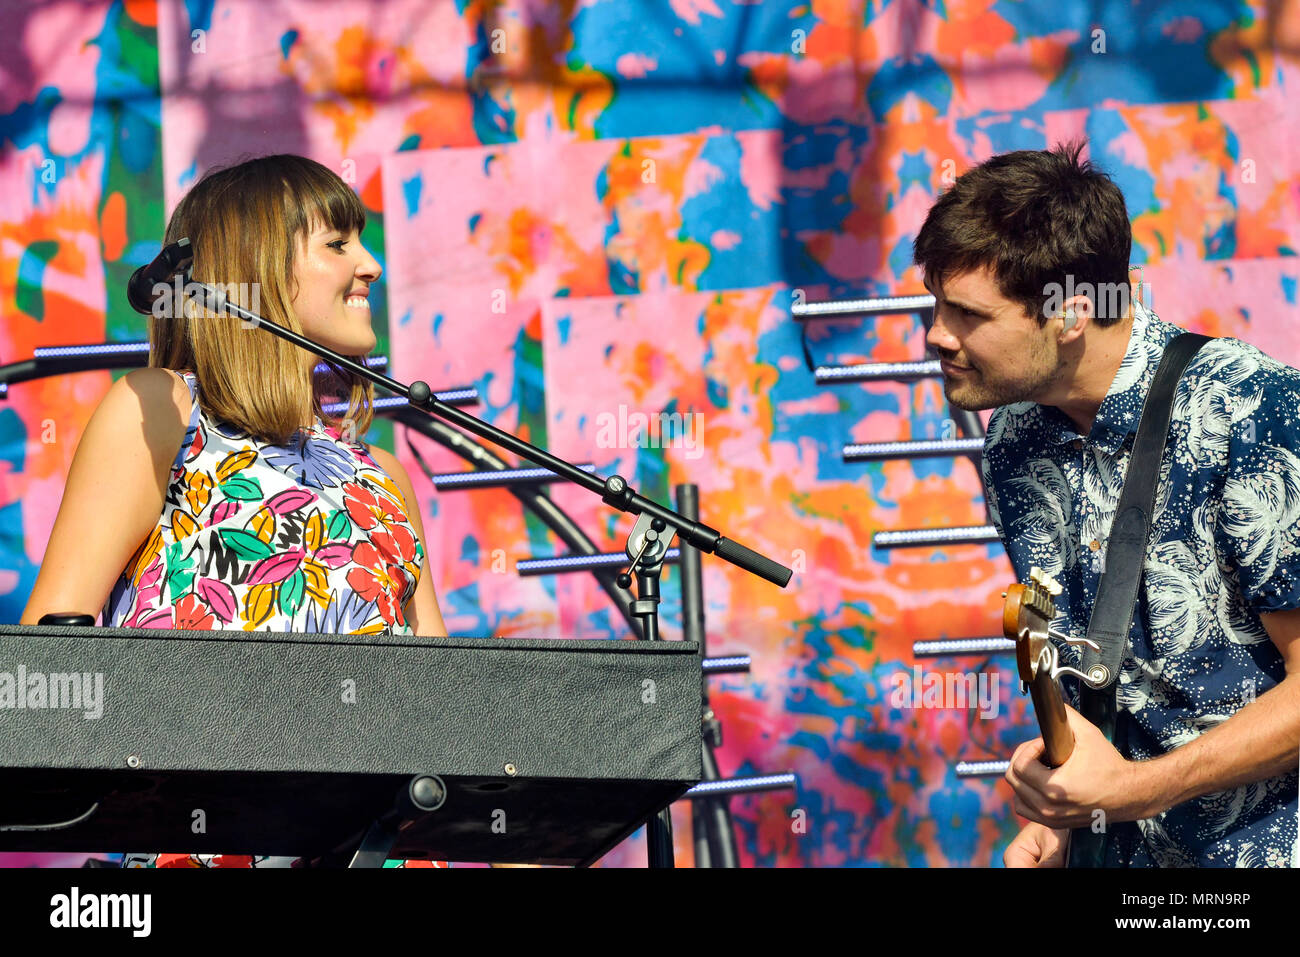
[185,273,793,589]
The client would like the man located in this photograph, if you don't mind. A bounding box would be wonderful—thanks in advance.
[912,141,1299,866]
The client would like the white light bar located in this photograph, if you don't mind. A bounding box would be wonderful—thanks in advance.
[313,355,389,373]
[912,638,1015,657]
[702,655,751,674]
[955,760,1010,778]
[432,464,597,491]
[844,438,983,462]
[323,389,479,415]
[684,773,798,797]
[29,343,390,377]
[815,359,942,384]
[873,526,1000,548]
[33,342,150,358]
[516,549,682,575]
[792,294,935,320]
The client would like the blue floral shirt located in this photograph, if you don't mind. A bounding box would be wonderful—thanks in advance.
[981,303,1299,867]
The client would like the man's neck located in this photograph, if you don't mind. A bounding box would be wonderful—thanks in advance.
[1046,308,1136,437]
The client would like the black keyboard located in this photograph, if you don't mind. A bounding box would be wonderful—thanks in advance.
[0,624,701,865]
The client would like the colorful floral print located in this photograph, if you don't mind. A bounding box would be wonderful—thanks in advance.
[103,372,422,635]
[104,370,440,868]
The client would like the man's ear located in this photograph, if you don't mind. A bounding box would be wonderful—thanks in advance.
[1064,293,1093,322]
[1058,293,1092,337]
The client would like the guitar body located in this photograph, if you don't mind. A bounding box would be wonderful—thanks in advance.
[1066,822,1107,868]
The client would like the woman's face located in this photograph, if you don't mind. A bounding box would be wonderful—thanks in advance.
[290,222,381,356]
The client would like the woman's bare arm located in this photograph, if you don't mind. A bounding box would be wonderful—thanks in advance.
[20,368,191,626]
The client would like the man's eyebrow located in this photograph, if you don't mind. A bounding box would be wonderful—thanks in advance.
[921,276,993,316]
[945,297,993,317]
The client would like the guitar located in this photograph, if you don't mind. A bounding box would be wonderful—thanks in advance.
[1002,566,1108,865]
[1002,567,1073,766]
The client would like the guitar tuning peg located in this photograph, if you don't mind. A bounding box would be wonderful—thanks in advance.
[1029,565,1063,596]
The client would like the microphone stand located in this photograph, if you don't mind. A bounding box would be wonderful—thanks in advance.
[182,272,793,868]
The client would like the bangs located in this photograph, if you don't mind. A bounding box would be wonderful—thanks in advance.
[280,158,367,239]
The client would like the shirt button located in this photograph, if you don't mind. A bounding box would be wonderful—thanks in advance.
[1072,439,1084,451]
[1089,540,1101,551]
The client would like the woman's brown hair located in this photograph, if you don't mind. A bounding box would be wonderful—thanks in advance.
[149,154,375,445]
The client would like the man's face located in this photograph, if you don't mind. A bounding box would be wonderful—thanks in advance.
[924,264,1060,411]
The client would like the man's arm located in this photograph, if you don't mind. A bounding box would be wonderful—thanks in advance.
[1006,610,1300,828]
[1130,608,1300,811]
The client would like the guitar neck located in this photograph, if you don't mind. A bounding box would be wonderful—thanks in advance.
[1028,671,1074,768]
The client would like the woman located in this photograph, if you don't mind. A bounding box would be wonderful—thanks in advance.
[20,154,448,867]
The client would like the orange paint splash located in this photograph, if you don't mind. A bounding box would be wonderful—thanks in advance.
[101,191,127,262]
[123,0,157,28]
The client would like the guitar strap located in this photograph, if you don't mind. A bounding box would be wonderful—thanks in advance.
[1067,332,1213,868]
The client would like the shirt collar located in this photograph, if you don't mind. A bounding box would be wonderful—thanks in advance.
[1044,302,1182,456]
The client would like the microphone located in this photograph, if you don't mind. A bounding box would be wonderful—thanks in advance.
[127,238,193,314]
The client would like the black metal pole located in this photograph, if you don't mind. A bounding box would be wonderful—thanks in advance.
[700,741,738,867]
[677,484,739,868]
[630,562,673,867]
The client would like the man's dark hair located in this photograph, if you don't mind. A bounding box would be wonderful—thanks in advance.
[912,140,1133,327]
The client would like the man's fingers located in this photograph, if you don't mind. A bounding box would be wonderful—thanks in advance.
[1005,738,1044,792]
[1004,840,1036,868]
[1041,830,1069,867]
[1006,741,1055,810]
[1014,741,1055,790]
[1013,793,1046,825]
[1005,825,1055,868]
[1009,737,1045,774]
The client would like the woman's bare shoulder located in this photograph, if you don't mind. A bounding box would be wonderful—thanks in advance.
[366,444,403,477]
[93,367,193,463]
[109,366,190,415]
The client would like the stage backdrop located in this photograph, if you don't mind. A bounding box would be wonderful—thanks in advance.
[1,0,1297,867]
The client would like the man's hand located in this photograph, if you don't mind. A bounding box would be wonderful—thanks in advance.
[1005,704,1165,829]
[1004,822,1069,867]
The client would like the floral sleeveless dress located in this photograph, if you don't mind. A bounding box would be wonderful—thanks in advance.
[104,369,445,868]
[105,370,422,636]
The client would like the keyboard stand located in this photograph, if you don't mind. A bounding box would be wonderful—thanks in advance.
[347,774,446,868]
[347,816,402,868]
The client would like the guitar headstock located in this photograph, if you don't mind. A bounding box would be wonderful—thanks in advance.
[1002,566,1061,684]
[1001,566,1077,769]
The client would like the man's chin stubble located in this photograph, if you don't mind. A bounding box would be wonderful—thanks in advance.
[943,382,1007,413]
